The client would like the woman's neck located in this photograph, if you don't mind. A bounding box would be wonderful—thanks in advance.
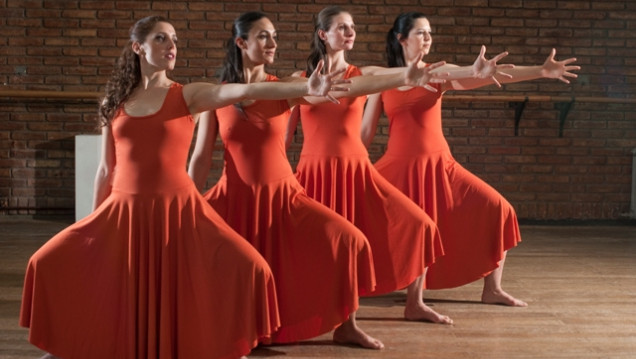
[242,62,268,84]
[404,52,425,66]
[325,50,349,73]
[139,71,171,89]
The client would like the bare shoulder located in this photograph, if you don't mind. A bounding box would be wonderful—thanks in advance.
[182,82,217,101]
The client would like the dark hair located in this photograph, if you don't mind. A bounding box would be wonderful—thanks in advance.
[386,12,427,68]
[220,11,268,84]
[305,6,348,77]
[98,15,169,127]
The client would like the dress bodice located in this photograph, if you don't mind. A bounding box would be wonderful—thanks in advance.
[215,75,294,185]
[111,83,195,193]
[298,65,368,157]
[381,85,449,155]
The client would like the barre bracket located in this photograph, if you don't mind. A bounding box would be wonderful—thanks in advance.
[510,97,528,136]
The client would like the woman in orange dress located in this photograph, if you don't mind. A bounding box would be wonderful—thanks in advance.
[20,15,348,359]
[188,12,447,350]
[289,6,453,324]
[362,12,580,307]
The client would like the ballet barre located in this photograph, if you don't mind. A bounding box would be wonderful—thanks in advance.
[2,90,635,137]
[445,95,635,137]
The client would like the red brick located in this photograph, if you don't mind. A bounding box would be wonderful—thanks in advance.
[0,0,633,219]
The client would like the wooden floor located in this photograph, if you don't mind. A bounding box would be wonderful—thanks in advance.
[1,216,635,359]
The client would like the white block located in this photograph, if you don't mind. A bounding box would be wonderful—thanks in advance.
[74,135,101,221]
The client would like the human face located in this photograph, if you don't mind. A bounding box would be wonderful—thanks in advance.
[134,21,178,71]
[238,17,278,65]
[319,12,356,52]
[400,17,432,62]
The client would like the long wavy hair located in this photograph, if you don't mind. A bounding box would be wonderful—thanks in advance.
[220,11,267,84]
[305,6,348,77]
[98,15,168,127]
[386,12,427,68]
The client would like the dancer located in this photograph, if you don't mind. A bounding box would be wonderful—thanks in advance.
[288,6,461,324]
[20,15,350,359]
[189,12,448,349]
[362,12,580,306]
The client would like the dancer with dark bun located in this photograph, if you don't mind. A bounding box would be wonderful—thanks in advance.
[189,12,449,350]
[289,6,460,325]
[363,12,580,307]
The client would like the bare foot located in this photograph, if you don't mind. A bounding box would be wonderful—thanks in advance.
[482,288,527,307]
[404,301,453,324]
[333,322,384,350]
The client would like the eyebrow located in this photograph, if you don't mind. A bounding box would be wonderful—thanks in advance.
[155,31,177,37]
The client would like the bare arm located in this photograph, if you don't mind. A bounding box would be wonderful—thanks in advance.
[285,105,301,151]
[292,57,448,106]
[92,125,115,211]
[184,59,348,115]
[443,47,579,91]
[361,93,384,148]
[497,48,579,83]
[188,111,219,191]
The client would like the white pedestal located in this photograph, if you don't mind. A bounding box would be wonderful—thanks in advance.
[75,135,101,221]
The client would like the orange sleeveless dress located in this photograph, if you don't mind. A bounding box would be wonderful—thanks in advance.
[375,85,521,289]
[20,83,279,359]
[295,66,443,295]
[204,75,375,343]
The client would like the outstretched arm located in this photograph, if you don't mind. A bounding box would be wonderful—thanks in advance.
[443,46,579,91]
[501,48,579,83]
[188,111,219,191]
[184,60,349,115]
[292,55,448,106]
[361,93,384,147]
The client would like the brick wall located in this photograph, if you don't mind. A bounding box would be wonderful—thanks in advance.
[1,0,635,220]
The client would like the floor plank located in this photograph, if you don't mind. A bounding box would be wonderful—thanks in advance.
[1,217,635,358]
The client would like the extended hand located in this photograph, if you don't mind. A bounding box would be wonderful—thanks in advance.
[405,53,448,92]
[307,59,351,103]
[472,45,515,87]
[541,48,580,84]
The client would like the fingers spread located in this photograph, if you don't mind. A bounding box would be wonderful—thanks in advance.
[428,60,447,70]
[492,51,509,62]
[496,70,513,79]
[424,84,438,93]
[492,76,502,88]
[479,45,487,57]
[330,86,350,92]
[326,94,340,104]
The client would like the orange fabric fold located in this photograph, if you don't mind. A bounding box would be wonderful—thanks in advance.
[296,66,444,295]
[206,77,375,343]
[20,83,279,359]
[376,86,522,289]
